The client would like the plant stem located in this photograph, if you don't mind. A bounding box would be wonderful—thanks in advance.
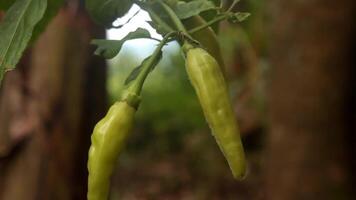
[134,0,175,33]
[157,0,188,34]
[227,0,240,12]
[146,7,175,33]
[188,14,228,34]
[127,32,175,96]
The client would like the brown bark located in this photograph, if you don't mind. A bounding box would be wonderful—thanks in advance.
[0,6,106,200]
[265,0,355,199]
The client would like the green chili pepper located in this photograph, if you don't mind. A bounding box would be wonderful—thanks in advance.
[87,32,170,199]
[183,15,225,72]
[183,42,246,179]
[87,93,138,200]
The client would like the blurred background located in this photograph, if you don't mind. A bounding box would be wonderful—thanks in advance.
[0,0,355,199]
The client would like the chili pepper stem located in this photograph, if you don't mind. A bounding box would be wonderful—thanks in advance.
[147,7,175,33]
[188,14,228,34]
[134,0,175,34]
[157,0,188,34]
[125,32,176,99]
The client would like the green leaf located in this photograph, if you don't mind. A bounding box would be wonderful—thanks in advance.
[199,0,220,31]
[0,0,47,83]
[0,0,15,11]
[174,0,216,19]
[180,0,220,32]
[124,51,163,85]
[146,21,163,34]
[183,15,225,70]
[31,0,65,42]
[124,58,147,85]
[144,3,174,32]
[91,28,152,59]
[229,12,250,23]
[85,0,133,27]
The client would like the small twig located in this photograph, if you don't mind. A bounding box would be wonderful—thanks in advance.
[188,14,228,34]
[227,0,240,12]
[127,31,178,95]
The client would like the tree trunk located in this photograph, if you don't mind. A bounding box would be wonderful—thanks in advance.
[265,0,355,199]
[0,6,106,200]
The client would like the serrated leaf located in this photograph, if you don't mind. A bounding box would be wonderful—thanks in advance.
[174,0,216,19]
[0,0,15,11]
[125,50,163,85]
[229,12,250,23]
[85,0,133,27]
[91,28,152,59]
[0,0,47,83]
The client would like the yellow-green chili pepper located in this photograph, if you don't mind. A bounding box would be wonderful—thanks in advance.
[87,93,138,200]
[183,15,225,72]
[87,32,168,199]
[183,42,246,179]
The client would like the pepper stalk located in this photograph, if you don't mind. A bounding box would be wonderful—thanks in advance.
[121,32,177,108]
